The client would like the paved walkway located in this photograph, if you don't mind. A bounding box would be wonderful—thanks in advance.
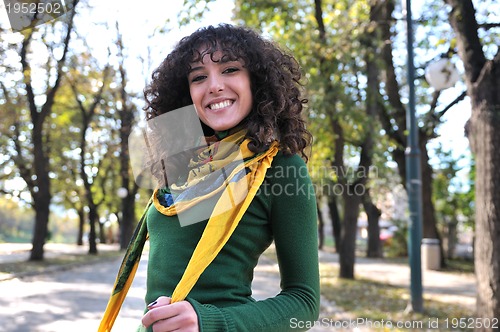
[0,243,476,331]
[318,250,476,311]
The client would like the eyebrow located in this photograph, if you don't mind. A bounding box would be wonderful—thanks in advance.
[188,66,204,74]
[188,58,240,74]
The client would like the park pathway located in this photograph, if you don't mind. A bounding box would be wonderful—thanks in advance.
[0,244,476,331]
[0,245,334,332]
[318,250,476,310]
[0,252,146,331]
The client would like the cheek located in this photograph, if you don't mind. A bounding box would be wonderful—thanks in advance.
[189,87,206,121]
[189,86,200,103]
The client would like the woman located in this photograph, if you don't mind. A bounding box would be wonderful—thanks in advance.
[99,24,319,332]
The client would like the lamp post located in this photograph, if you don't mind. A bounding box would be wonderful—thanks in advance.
[403,0,423,313]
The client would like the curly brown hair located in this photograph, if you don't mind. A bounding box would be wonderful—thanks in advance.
[143,24,312,159]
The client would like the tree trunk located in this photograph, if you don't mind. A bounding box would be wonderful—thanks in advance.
[362,8,382,259]
[98,219,106,244]
[420,141,446,267]
[29,116,52,261]
[88,204,98,255]
[420,142,438,238]
[446,220,458,260]
[337,128,373,279]
[118,104,135,250]
[444,0,500,323]
[79,121,99,255]
[317,201,324,250]
[120,193,136,249]
[328,195,341,253]
[339,190,362,279]
[30,188,51,261]
[472,101,500,324]
[363,191,383,258]
[77,207,85,246]
[117,34,138,250]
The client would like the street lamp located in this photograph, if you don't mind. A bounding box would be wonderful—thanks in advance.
[402,0,423,313]
[425,57,460,91]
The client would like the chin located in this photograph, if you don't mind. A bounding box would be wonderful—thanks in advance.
[206,122,235,132]
[212,126,232,132]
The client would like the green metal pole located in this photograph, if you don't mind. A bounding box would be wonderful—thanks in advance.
[404,0,423,313]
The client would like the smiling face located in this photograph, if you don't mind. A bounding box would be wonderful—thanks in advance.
[188,50,253,132]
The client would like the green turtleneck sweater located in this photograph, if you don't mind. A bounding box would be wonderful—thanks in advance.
[144,153,320,331]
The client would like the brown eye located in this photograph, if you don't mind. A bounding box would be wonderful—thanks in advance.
[223,67,239,74]
[191,75,206,83]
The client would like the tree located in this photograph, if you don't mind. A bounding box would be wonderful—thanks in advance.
[368,0,453,267]
[172,0,473,274]
[114,24,141,250]
[0,1,80,260]
[442,0,500,324]
[235,0,382,277]
[68,55,112,254]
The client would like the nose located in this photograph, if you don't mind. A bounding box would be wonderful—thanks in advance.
[208,74,224,94]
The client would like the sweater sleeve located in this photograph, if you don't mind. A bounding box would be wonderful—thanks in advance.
[188,154,320,331]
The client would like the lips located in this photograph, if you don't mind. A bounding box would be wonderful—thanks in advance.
[207,99,234,110]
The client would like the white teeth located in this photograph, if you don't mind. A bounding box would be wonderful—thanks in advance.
[209,100,232,110]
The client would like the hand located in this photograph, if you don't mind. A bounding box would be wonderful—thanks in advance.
[141,296,199,332]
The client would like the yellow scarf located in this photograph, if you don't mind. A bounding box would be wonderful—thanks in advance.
[98,130,278,331]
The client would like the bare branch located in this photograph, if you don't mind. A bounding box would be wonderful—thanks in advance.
[0,81,11,104]
[444,0,486,83]
[429,90,441,113]
[19,30,37,122]
[478,22,500,30]
[313,0,326,42]
[377,0,407,146]
[435,90,468,119]
[12,121,34,189]
[41,0,80,122]
[0,80,34,190]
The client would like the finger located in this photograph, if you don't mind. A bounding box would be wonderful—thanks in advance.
[151,301,198,331]
[147,296,171,309]
[150,318,177,332]
[142,297,172,328]
[155,312,197,331]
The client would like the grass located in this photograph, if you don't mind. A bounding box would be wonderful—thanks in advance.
[442,258,474,274]
[0,249,123,279]
[264,243,473,331]
[320,263,474,331]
